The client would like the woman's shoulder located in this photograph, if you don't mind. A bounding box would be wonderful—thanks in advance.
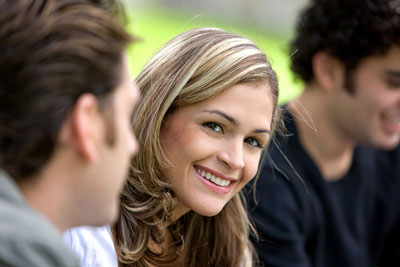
[63,225,118,267]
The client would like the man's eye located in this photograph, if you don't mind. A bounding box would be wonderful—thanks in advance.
[203,122,224,133]
[386,79,400,89]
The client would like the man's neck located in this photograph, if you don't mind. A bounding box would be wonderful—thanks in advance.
[288,87,356,181]
[18,169,71,232]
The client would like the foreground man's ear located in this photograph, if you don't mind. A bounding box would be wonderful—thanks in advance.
[61,93,104,162]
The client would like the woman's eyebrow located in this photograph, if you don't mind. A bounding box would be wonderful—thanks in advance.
[202,109,271,134]
[202,109,238,126]
[253,129,270,134]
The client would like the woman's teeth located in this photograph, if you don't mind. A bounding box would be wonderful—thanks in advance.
[195,167,231,187]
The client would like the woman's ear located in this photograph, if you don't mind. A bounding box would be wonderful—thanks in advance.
[312,51,345,92]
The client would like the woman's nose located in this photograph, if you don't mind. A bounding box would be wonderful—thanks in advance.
[216,139,245,170]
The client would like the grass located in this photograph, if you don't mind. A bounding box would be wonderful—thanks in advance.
[125,8,303,103]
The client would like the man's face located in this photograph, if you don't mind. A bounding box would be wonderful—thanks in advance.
[328,46,400,149]
[84,55,139,225]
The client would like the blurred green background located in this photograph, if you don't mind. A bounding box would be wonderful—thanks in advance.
[124,2,306,104]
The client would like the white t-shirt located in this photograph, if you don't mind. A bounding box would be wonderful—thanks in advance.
[64,225,252,267]
[63,225,117,267]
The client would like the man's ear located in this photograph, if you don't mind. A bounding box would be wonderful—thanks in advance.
[67,93,103,162]
[312,51,345,92]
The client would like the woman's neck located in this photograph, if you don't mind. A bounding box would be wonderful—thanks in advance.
[170,201,190,223]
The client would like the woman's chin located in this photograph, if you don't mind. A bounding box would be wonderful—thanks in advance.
[193,206,224,217]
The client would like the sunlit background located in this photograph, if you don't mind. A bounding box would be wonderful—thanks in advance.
[123,0,309,103]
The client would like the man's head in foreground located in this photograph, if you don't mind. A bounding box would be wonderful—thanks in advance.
[0,0,139,230]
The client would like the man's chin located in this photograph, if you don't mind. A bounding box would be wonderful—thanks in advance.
[373,136,400,150]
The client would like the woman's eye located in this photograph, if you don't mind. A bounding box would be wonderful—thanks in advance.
[203,122,224,133]
[245,137,263,148]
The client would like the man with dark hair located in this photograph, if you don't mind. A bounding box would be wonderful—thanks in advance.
[246,0,400,266]
[0,0,139,266]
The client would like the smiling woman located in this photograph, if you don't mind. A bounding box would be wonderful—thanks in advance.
[161,81,274,219]
[64,27,281,267]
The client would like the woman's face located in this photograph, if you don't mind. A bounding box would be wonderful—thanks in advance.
[160,81,274,218]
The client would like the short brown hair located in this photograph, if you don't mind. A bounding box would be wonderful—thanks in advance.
[0,0,134,180]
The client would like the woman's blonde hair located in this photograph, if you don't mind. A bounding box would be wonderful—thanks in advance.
[114,27,280,267]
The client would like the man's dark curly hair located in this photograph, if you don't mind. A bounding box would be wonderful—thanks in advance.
[291,0,400,82]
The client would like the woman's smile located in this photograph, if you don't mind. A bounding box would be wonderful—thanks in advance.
[194,165,235,194]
